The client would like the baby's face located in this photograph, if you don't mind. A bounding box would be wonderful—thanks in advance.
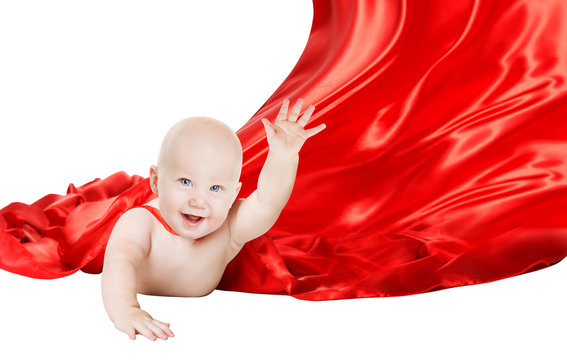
[150,118,242,239]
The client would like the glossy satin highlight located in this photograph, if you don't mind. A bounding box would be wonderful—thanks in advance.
[1,0,566,300]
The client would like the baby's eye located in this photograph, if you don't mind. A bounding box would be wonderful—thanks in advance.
[180,178,192,187]
[210,185,221,192]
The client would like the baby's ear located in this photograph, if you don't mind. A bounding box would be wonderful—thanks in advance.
[232,182,242,202]
[149,165,159,194]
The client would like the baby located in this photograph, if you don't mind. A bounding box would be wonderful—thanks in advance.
[101,98,325,341]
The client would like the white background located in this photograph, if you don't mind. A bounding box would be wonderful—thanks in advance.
[0,1,565,359]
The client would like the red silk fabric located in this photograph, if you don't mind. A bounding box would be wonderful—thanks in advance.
[1,0,566,300]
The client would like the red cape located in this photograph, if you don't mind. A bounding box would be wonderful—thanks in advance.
[2,0,566,300]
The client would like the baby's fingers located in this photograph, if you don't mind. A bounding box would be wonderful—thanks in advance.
[114,322,137,340]
[297,105,315,127]
[121,325,137,340]
[261,118,276,139]
[133,322,160,341]
[305,123,326,138]
[146,321,171,340]
[153,319,175,337]
[276,99,290,122]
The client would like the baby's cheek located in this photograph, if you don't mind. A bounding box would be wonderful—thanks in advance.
[160,189,178,211]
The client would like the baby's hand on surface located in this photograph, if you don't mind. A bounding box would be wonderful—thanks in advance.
[113,306,175,341]
[261,98,326,156]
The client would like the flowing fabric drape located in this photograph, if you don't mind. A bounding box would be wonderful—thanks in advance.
[1,0,566,300]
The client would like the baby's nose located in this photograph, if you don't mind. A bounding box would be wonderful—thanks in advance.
[188,197,206,208]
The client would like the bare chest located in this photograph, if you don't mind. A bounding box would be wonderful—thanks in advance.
[136,221,232,297]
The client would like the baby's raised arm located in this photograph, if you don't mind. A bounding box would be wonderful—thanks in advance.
[228,99,325,250]
[101,208,174,341]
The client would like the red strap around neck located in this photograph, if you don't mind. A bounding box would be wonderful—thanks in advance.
[138,205,179,236]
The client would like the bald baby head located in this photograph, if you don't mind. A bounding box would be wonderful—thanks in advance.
[149,116,243,238]
[156,116,243,182]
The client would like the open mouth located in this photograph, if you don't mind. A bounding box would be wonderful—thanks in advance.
[182,213,205,226]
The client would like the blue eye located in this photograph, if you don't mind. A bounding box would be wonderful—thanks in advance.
[180,178,191,186]
[210,185,221,192]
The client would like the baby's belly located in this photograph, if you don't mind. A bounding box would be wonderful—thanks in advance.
[136,260,227,297]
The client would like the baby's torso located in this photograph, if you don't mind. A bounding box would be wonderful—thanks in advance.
[134,199,235,297]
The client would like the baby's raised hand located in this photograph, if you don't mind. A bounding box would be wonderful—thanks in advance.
[113,306,175,341]
[261,98,326,156]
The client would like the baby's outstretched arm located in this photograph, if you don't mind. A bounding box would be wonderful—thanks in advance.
[228,98,325,248]
[101,209,174,341]
[257,98,325,210]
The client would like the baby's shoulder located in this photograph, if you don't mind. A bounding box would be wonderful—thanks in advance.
[111,207,154,237]
[120,206,155,222]
[106,207,154,261]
